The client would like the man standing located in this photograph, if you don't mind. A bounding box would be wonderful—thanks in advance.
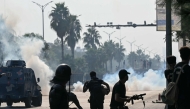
[110,69,131,109]
[49,64,79,109]
[83,71,110,109]
[173,46,190,109]
[164,55,176,109]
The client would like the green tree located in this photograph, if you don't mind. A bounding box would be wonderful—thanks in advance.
[65,15,82,58]
[114,43,125,68]
[102,40,115,72]
[83,27,101,49]
[49,2,70,62]
[23,33,49,58]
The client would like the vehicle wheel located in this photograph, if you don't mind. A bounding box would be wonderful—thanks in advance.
[7,101,13,107]
[25,97,32,108]
[32,93,42,106]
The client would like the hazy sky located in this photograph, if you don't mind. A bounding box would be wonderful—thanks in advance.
[0,0,181,61]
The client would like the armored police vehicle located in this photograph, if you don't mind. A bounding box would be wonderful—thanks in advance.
[0,60,42,107]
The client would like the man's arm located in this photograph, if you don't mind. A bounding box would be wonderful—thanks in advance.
[115,93,130,102]
[83,81,89,92]
[102,81,110,91]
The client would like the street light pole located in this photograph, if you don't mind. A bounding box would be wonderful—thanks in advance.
[103,31,115,41]
[115,36,126,47]
[134,44,143,50]
[32,1,53,40]
[126,40,136,53]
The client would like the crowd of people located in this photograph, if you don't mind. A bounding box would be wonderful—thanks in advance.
[48,46,190,109]
[164,46,190,109]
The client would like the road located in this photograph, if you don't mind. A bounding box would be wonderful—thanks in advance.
[0,91,165,109]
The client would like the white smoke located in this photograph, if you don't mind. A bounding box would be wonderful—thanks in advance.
[73,67,166,92]
[0,16,53,95]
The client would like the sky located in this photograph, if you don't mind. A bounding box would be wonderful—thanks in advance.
[0,0,181,62]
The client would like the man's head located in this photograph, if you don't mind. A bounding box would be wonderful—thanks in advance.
[90,71,96,78]
[179,46,190,61]
[51,64,71,84]
[119,69,130,82]
[167,55,176,67]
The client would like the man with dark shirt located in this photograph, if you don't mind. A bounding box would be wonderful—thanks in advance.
[164,55,176,109]
[173,46,190,109]
[49,64,78,109]
[110,69,131,109]
[165,56,176,83]
[83,71,110,109]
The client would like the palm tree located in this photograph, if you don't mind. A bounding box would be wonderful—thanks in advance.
[65,15,82,58]
[114,43,125,68]
[102,40,116,72]
[49,2,70,62]
[83,27,101,49]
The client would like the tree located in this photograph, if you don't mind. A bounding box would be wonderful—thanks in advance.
[23,33,49,58]
[101,40,115,72]
[114,43,125,68]
[83,27,101,49]
[65,15,82,58]
[49,2,70,62]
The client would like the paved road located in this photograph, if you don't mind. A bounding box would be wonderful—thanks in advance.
[0,91,165,109]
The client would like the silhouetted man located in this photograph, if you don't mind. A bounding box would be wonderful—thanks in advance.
[165,55,176,109]
[49,64,80,109]
[110,69,131,109]
[173,46,190,109]
[83,71,110,109]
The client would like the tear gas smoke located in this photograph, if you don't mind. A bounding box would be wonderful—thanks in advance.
[73,67,166,92]
[0,17,53,95]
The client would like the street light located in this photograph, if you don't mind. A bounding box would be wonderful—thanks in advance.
[32,1,53,40]
[142,47,149,54]
[126,40,136,53]
[134,44,143,50]
[115,36,126,47]
[103,31,115,41]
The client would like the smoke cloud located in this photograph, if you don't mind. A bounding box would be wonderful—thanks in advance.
[73,67,166,92]
[0,16,53,95]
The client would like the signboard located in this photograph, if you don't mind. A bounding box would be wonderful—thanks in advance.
[156,0,181,31]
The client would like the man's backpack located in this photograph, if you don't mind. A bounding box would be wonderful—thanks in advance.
[89,79,102,94]
[161,64,186,105]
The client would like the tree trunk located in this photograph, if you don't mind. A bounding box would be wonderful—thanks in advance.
[61,37,64,63]
[71,47,75,59]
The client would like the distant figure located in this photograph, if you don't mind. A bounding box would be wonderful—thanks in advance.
[110,69,133,109]
[123,60,125,68]
[83,71,110,109]
[173,46,190,109]
[149,60,152,68]
[164,56,176,109]
[143,60,146,69]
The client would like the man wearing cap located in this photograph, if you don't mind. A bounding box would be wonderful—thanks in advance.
[110,69,131,109]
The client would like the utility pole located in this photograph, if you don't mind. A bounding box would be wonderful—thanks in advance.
[115,36,126,47]
[126,40,136,53]
[103,31,115,41]
[32,1,53,40]
[166,0,172,61]
[134,44,143,50]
